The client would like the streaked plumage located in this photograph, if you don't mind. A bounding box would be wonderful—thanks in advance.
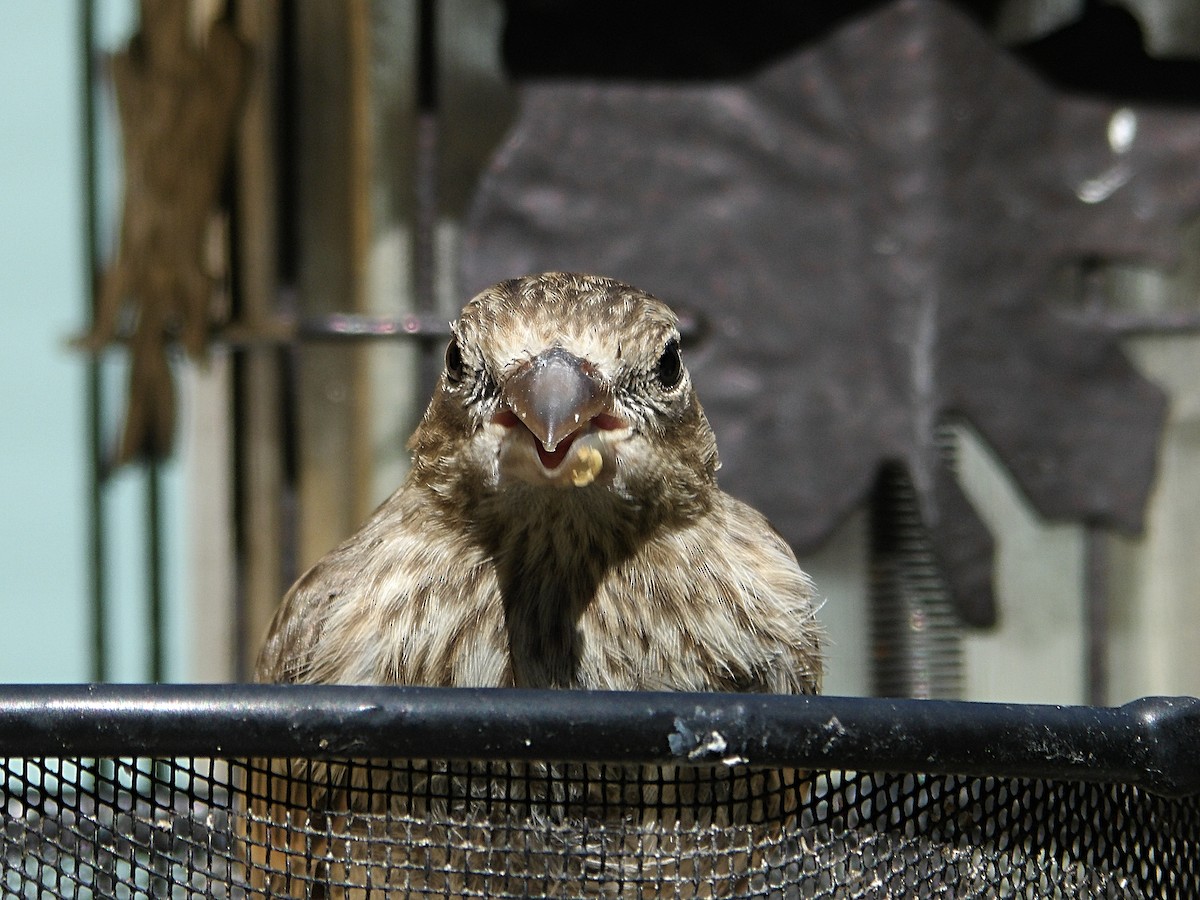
[249,272,823,896]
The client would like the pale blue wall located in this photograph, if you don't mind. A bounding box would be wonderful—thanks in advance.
[0,1,91,681]
[0,0,186,682]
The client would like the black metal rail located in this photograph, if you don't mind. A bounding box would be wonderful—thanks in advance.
[0,685,1196,798]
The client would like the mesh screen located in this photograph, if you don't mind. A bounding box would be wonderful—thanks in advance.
[3,755,1197,898]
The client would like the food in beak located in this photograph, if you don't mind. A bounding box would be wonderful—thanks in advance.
[568,445,604,487]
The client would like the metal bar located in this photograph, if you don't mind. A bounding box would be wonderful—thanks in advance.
[86,362,108,681]
[80,0,107,682]
[125,305,1177,350]
[415,1,441,402]
[1063,309,1200,336]
[281,310,705,344]
[146,460,165,682]
[298,310,452,341]
[77,310,706,348]
[1085,524,1110,706]
[0,685,1194,797]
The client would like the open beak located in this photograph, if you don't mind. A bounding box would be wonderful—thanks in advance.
[500,347,610,451]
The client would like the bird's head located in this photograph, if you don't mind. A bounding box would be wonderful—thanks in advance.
[409,273,719,528]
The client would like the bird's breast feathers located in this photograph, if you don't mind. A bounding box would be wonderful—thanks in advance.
[260,486,820,695]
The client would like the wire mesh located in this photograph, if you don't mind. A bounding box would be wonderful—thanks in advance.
[2,686,1198,898]
[3,753,1197,898]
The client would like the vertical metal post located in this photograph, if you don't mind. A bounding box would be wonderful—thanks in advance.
[1079,265,1113,708]
[80,0,108,682]
[415,0,438,310]
[415,0,442,403]
[146,458,165,682]
[1084,524,1110,706]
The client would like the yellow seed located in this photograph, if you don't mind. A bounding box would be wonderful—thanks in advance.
[570,446,604,487]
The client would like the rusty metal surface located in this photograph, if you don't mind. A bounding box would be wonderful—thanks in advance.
[462,0,1200,614]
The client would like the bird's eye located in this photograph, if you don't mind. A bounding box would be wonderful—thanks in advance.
[654,339,683,390]
[444,338,465,383]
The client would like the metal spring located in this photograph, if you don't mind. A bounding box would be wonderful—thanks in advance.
[869,439,964,700]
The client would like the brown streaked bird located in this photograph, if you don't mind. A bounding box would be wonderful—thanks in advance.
[248,272,823,896]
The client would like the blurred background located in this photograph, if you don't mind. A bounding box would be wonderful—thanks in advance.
[2,0,1199,704]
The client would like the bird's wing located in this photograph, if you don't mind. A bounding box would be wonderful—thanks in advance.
[254,483,510,688]
[705,493,824,694]
[572,491,823,695]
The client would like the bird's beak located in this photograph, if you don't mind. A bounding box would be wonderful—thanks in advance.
[501,347,610,451]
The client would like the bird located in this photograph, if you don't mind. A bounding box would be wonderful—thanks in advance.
[247,272,823,896]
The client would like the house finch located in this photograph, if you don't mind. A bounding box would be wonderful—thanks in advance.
[248,272,823,895]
